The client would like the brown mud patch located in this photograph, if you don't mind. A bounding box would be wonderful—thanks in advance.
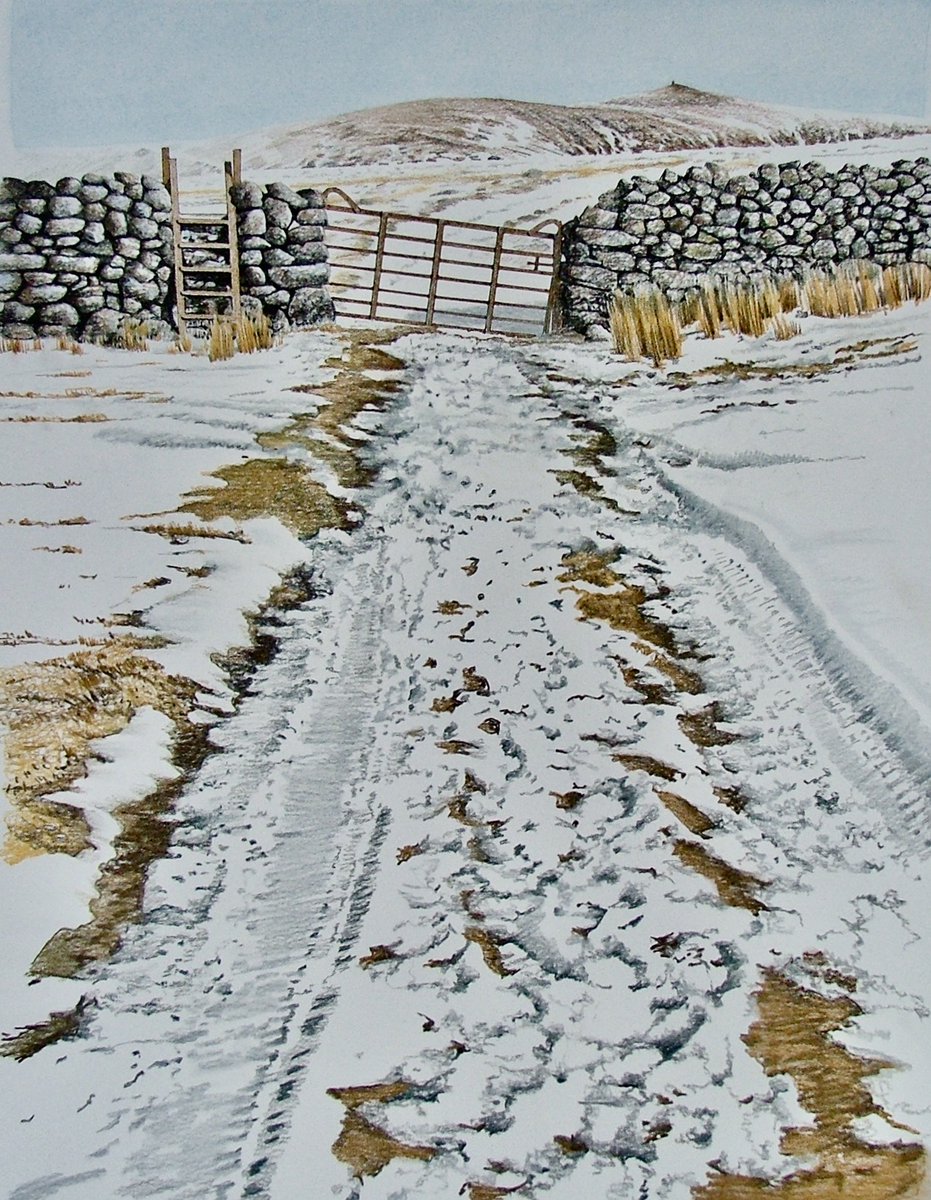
[695,968,925,1199]
[174,327,406,537]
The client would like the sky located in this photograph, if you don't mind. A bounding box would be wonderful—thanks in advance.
[4,0,931,150]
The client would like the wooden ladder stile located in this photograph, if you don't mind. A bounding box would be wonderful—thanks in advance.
[163,145,242,339]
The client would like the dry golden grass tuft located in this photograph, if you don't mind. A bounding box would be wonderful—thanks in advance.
[234,311,274,353]
[207,312,277,362]
[118,320,150,352]
[610,288,684,366]
[613,260,931,364]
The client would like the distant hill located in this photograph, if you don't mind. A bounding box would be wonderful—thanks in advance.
[220,84,931,171]
[13,84,931,181]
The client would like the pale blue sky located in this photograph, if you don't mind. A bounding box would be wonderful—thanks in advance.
[9,0,931,148]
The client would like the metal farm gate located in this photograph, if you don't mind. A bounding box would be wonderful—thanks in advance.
[323,189,563,336]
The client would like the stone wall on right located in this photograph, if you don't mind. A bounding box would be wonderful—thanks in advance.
[561,157,931,334]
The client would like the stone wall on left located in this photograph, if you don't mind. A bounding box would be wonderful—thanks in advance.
[0,172,335,340]
[0,173,175,340]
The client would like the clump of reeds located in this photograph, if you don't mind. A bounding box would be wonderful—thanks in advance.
[235,311,273,353]
[0,337,42,353]
[207,312,275,362]
[772,312,801,341]
[119,320,150,351]
[612,259,931,364]
[56,335,84,355]
[610,288,683,367]
[208,317,236,362]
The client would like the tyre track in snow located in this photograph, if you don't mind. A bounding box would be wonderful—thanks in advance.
[6,330,931,1199]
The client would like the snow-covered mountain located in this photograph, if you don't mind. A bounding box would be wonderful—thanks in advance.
[12,84,931,181]
[212,83,931,169]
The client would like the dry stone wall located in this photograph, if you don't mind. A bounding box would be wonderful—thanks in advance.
[0,172,334,340]
[229,181,333,328]
[0,172,174,340]
[562,157,931,333]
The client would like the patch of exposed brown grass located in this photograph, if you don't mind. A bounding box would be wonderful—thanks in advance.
[615,753,684,782]
[0,643,198,864]
[136,520,250,544]
[695,969,925,1199]
[664,335,916,393]
[1,994,94,1061]
[679,702,739,747]
[673,840,768,914]
[180,457,352,538]
[327,1079,435,1180]
[656,789,717,836]
[464,925,517,977]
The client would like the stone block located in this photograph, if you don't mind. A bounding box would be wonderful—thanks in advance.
[266,181,307,209]
[0,252,45,269]
[46,217,85,237]
[20,283,68,304]
[14,212,43,236]
[80,183,109,204]
[287,286,335,325]
[292,243,327,266]
[47,195,83,218]
[286,224,325,246]
[122,277,161,302]
[263,197,293,228]
[73,288,106,313]
[294,208,327,226]
[128,216,158,240]
[264,248,295,267]
[681,241,722,261]
[240,209,267,236]
[230,182,264,209]
[48,255,98,273]
[1,302,35,322]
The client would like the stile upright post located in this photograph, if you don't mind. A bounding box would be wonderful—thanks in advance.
[224,161,242,325]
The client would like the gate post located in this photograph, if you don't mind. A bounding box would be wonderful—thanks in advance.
[425,221,446,326]
[485,227,505,333]
[369,211,389,320]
